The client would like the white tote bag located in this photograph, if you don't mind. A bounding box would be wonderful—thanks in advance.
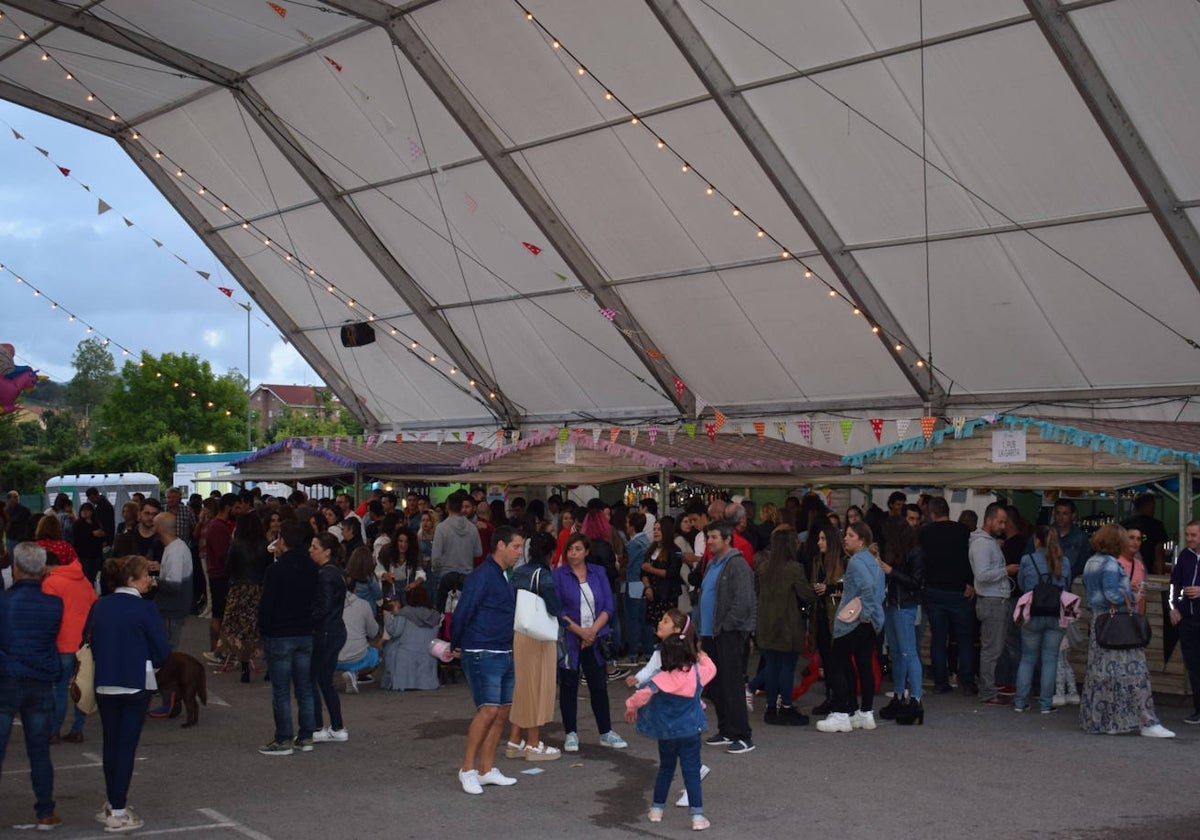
[514,568,559,641]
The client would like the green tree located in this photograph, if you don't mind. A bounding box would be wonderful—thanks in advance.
[94,351,247,456]
[65,337,116,420]
[41,409,83,462]
[266,387,363,443]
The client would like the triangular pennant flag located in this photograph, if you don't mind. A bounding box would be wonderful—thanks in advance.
[705,422,717,443]
[217,287,233,297]
[35,147,49,157]
[511,430,521,444]
[573,428,586,437]
[58,166,70,177]
[522,242,542,256]
[694,394,708,418]
[197,271,211,280]
[952,416,966,439]
[174,254,188,264]
[713,410,727,432]
[296,28,316,44]
[920,416,937,442]
[647,425,659,446]
[495,428,504,444]
[592,427,602,445]
[774,421,787,441]
[465,431,474,450]
[753,421,766,441]
[896,418,911,438]
[436,430,445,448]
[409,138,423,161]
[818,421,834,445]
[839,419,855,445]
[673,376,685,400]
[629,427,639,446]
[798,420,812,445]
[735,423,745,438]
[599,307,616,321]
[666,427,676,444]
[451,431,462,441]
[554,273,567,282]
[646,348,664,359]
[869,418,884,442]
[123,217,133,227]
[332,437,341,451]
[684,422,696,439]
[609,426,620,444]
[418,432,429,442]
[11,129,22,140]
[267,1,287,18]
[465,194,478,212]
[80,183,89,192]
[366,434,377,447]
[324,55,342,72]
[153,239,163,247]
[97,198,112,215]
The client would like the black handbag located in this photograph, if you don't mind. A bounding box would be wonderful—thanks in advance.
[1094,596,1151,650]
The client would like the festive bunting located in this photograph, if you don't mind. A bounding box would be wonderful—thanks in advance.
[869,418,884,442]
[11,129,22,140]
[465,431,475,450]
[554,272,567,282]
[705,422,717,442]
[713,410,727,432]
[408,138,423,161]
[57,166,69,177]
[267,2,287,18]
[798,420,812,445]
[666,426,676,444]
[646,348,664,359]
[839,419,855,445]
[511,430,521,444]
[952,416,966,438]
[647,425,658,446]
[123,217,133,227]
[673,376,686,400]
[753,421,766,441]
[896,418,911,438]
[522,242,542,256]
[599,308,616,321]
[97,198,111,215]
[774,421,787,441]
[735,423,745,438]
[197,271,211,280]
[465,194,478,212]
[629,427,639,446]
[818,421,833,444]
[609,426,620,444]
[558,428,569,444]
[324,56,342,72]
[685,422,696,439]
[366,434,377,447]
[217,287,233,297]
[694,394,708,417]
[592,427,602,445]
[920,416,937,441]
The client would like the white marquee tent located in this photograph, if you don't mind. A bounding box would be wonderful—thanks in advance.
[2,0,1198,433]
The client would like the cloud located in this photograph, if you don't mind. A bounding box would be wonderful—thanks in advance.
[0,220,45,240]
[265,339,310,384]
[202,330,223,348]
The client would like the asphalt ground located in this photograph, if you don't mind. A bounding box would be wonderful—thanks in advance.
[2,617,1198,839]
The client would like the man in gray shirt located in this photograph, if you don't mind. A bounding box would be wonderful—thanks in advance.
[431,491,482,611]
[969,503,1016,705]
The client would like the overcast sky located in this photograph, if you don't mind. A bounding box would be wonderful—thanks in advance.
[0,100,317,389]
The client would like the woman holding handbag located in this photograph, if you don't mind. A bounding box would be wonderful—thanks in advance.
[553,533,627,752]
[505,532,563,761]
[1079,524,1173,738]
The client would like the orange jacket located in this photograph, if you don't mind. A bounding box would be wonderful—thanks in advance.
[42,559,97,653]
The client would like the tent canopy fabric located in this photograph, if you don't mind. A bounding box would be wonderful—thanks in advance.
[809,470,1176,491]
[4,1,1200,429]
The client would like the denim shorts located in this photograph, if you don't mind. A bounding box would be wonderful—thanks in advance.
[460,650,514,708]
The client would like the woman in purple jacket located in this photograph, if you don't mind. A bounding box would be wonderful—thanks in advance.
[552,533,627,752]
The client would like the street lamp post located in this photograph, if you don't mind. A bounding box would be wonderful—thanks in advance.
[240,301,251,450]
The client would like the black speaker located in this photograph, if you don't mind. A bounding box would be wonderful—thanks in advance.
[340,322,376,348]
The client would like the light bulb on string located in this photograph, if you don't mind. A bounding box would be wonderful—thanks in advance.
[828,289,837,297]
[410,342,418,349]
[551,40,560,49]
[756,230,765,238]
[916,359,926,368]
[706,186,714,195]
[577,66,586,76]
[40,53,48,61]
[804,269,813,278]
[429,355,437,363]
[780,251,790,259]
[656,139,665,149]
[630,116,638,125]
[731,207,740,217]
[894,343,903,352]
[871,325,880,333]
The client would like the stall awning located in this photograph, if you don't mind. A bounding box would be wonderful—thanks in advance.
[806,470,1177,490]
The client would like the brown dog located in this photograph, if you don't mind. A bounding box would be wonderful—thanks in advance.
[155,652,208,728]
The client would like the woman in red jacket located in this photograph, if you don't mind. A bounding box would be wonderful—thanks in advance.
[42,548,97,742]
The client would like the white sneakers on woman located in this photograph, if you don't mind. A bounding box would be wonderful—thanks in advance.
[816,712,852,733]
[1140,724,1176,738]
[851,710,876,730]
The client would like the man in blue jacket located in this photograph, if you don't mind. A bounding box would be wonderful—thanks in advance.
[0,542,63,829]
[451,526,524,795]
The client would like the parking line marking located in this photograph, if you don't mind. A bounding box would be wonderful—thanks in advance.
[197,808,274,840]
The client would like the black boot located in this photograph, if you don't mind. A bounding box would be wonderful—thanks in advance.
[764,706,780,725]
[778,706,809,726]
[896,697,925,726]
[878,694,903,721]
[240,661,251,684]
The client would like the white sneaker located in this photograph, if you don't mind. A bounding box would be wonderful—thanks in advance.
[344,671,359,694]
[816,712,852,733]
[675,764,711,806]
[851,710,876,730]
[104,808,144,833]
[1051,694,1066,707]
[458,769,483,795]
[477,768,518,786]
[312,726,335,743]
[1065,693,1080,705]
[328,728,348,742]
[1140,724,1176,739]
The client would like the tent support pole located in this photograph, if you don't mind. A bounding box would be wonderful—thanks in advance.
[659,468,670,517]
[1180,465,1192,564]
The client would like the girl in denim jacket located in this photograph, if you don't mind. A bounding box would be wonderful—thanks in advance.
[625,610,716,831]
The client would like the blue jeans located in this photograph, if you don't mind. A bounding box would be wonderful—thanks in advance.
[96,690,151,811]
[622,593,651,659]
[925,587,976,689]
[759,649,799,709]
[264,635,316,742]
[1014,616,1065,711]
[311,630,346,732]
[0,677,56,818]
[461,650,515,708]
[53,652,86,735]
[884,606,923,700]
[653,733,703,815]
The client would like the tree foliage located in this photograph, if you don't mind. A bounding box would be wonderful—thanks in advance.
[94,351,247,455]
[265,387,363,443]
[65,337,116,417]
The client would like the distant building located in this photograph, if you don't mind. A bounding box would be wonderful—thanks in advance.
[249,384,341,436]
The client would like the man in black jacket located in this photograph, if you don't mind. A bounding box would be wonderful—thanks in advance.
[257,520,318,756]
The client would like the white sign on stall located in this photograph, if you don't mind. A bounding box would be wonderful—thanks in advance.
[291,448,305,469]
[991,429,1027,463]
[555,440,576,465]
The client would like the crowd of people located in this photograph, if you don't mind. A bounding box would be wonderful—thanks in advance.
[2,482,1198,833]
